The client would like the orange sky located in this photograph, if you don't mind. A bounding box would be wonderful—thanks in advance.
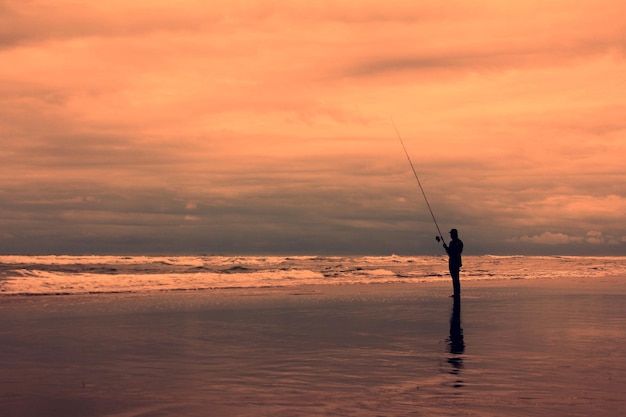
[1,0,625,254]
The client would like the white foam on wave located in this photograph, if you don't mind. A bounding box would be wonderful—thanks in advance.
[2,255,625,296]
[1,269,326,295]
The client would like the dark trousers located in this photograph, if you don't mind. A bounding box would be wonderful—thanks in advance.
[450,266,461,297]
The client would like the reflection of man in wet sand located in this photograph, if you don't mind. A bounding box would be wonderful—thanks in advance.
[448,297,465,356]
[443,228,463,298]
[447,296,465,385]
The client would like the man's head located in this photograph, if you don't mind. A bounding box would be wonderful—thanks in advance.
[449,229,459,239]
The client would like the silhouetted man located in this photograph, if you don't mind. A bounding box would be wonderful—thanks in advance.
[443,228,463,297]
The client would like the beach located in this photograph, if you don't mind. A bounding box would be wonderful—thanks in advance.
[1,276,625,417]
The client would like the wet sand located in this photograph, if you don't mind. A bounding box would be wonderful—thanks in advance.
[1,277,625,416]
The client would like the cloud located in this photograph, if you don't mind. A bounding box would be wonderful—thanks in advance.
[0,1,227,49]
[510,231,622,246]
[510,232,578,245]
[1,1,626,255]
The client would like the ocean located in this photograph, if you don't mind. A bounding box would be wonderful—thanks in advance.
[1,255,625,296]
[2,255,626,416]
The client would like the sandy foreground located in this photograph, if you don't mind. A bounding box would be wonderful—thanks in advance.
[1,277,625,417]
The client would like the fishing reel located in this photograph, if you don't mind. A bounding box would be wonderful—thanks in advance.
[435,236,441,242]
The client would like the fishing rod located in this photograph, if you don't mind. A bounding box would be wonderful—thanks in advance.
[391,118,446,244]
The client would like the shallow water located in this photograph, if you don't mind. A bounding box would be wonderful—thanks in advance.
[2,255,625,295]
[1,280,625,416]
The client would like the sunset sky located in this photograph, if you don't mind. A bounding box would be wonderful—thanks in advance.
[1,0,625,255]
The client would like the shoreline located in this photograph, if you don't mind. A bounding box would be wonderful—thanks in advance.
[3,255,625,297]
[2,272,624,301]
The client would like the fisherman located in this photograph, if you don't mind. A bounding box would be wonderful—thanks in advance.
[442,228,463,298]
[391,121,464,296]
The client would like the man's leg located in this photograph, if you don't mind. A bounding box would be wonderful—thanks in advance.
[451,268,461,297]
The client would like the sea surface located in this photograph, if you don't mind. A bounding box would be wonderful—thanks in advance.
[2,255,626,416]
[1,255,625,296]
